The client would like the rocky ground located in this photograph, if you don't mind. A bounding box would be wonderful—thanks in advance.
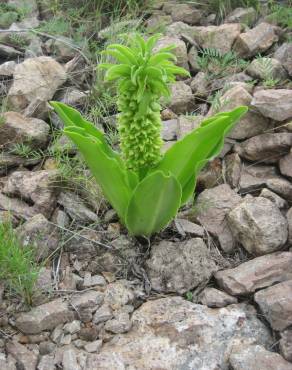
[0,0,292,369]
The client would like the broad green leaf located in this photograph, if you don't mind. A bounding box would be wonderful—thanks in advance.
[154,106,248,205]
[51,101,124,167]
[126,171,182,236]
[63,128,132,222]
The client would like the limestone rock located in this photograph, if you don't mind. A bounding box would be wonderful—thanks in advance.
[274,43,292,77]
[15,298,73,334]
[146,238,218,294]
[255,280,292,331]
[208,86,271,140]
[280,328,292,362]
[235,133,292,163]
[238,164,279,194]
[17,214,60,260]
[190,71,209,98]
[215,252,292,295]
[228,197,288,255]
[234,22,278,57]
[0,112,49,150]
[279,152,292,179]
[195,184,242,253]
[267,177,292,202]
[246,58,288,81]
[198,287,238,307]
[259,188,287,209]
[3,170,60,218]
[194,23,242,54]
[170,4,201,25]
[287,208,292,245]
[6,341,38,370]
[251,89,292,122]
[57,191,98,224]
[86,297,272,369]
[229,344,292,370]
[225,7,257,25]
[167,81,193,114]
[8,56,66,111]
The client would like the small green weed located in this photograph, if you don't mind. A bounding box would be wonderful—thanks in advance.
[197,48,249,78]
[0,222,40,305]
[266,1,292,28]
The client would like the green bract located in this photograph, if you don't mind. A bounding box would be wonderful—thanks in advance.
[51,34,248,237]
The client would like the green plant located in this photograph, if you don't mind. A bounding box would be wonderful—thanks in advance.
[208,0,259,21]
[197,48,248,78]
[0,222,40,305]
[255,56,280,87]
[51,34,247,237]
[267,1,292,28]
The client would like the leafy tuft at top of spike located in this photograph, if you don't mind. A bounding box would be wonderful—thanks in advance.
[99,34,190,173]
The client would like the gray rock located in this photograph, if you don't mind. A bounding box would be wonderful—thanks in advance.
[44,36,77,62]
[259,188,287,209]
[198,287,238,307]
[228,197,288,255]
[162,119,177,141]
[170,4,201,25]
[287,208,292,245]
[177,114,203,139]
[274,43,292,77]
[229,344,292,370]
[255,280,292,331]
[246,57,288,81]
[234,22,278,57]
[146,14,172,32]
[58,191,98,224]
[225,153,242,188]
[280,328,292,362]
[238,164,278,194]
[17,214,60,260]
[208,85,271,140]
[6,341,38,370]
[103,280,135,310]
[167,81,193,114]
[215,252,292,295]
[15,298,73,334]
[195,184,242,253]
[0,153,40,176]
[37,354,55,370]
[225,7,257,25]
[188,45,200,72]
[82,272,106,288]
[0,112,50,150]
[3,170,60,218]
[0,354,16,370]
[0,44,22,59]
[93,304,113,324]
[0,192,36,220]
[210,72,253,92]
[8,56,66,111]
[165,21,198,40]
[86,297,272,370]
[251,89,292,121]
[267,177,292,202]
[25,36,43,59]
[104,312,132,334]
[193,23,242,54]
[62,348,81,370]
[174,218,204,237]
[146,238,218,294]
[279,152,292,179]
[0,61,16,76]
[190,71,209,98]
[63,320,81,335]
[84,339,102,353]
[235,133,292,163]
[70,291,104,311]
